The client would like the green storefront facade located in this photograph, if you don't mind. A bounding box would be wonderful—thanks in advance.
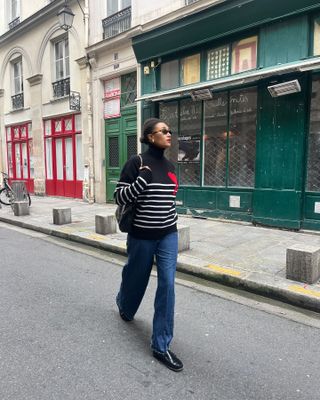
[132,0,320,230]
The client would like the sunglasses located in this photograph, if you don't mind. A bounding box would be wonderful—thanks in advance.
[152,128,172,135]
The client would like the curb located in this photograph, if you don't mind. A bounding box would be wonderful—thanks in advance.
[1,215,320,313]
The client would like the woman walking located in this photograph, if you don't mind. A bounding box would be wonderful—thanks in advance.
[114,118,183,372]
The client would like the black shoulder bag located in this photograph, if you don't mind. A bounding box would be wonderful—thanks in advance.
[115,155,143,233]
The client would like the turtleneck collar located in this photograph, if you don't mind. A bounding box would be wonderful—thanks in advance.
[147,144,165,159]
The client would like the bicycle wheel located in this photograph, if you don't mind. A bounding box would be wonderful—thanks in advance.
[0,188,14,205]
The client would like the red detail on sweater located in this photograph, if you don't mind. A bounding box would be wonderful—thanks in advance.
[168,172,179,195]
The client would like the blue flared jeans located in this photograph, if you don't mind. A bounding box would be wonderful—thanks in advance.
[116,231,178,353]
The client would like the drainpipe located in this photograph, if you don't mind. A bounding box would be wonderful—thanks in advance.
[84,0,95,203]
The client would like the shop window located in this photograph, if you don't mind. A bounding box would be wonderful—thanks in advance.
[204,93,228,186]
[231,36,257,74]
[228,87,257,187]
[207,45,230,80]
[161,60,179,90]
[179,99,201,185]
[181,54,200,86]
[204,87,257,187]
[159,102,179,163]
[307,76,320,191]
[314,17,320,55]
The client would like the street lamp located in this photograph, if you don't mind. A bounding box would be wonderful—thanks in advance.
[57,1,75,31]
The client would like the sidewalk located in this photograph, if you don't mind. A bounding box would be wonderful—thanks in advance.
[1,196,320,312]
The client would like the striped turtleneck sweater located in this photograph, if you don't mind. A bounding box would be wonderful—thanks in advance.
[114,145,178,240]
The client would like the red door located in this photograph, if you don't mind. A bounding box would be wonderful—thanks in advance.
[6,123,34,193]
[44,115,83,198]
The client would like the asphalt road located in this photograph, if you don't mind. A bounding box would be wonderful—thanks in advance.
[1,223,320,400]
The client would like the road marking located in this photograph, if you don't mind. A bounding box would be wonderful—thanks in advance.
[207,264,242,277]
[288,285,320,298]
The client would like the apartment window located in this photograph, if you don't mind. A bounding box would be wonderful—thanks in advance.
[8,0,20,28]
[52,37,70,98]
[107,0,131,15]
[11,58,24,110]
[54,38,69,81]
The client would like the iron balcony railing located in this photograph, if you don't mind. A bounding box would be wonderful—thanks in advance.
[102,7,131,39]
[9,17,20,29]
[52,77,70,98]
[11,93,24,110]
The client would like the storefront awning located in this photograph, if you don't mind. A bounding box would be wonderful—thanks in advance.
[136,57,320,102]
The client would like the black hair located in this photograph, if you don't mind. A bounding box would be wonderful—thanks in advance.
[140,118,163,144]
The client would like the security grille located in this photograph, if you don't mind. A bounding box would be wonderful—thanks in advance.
[179,163,200,186]
[109,137,119,167]
[127,135,137,160]
[204,138,226,186]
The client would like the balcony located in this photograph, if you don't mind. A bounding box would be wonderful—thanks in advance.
[9,17,20,30]
[11,93,24,110]
[52,78,70,99]
[102,7,131,40]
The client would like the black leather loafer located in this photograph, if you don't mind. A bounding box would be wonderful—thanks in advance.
[153,350,183,372]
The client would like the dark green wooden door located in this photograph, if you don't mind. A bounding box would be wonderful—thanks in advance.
[105,108,137,202]
[253,76,306,229]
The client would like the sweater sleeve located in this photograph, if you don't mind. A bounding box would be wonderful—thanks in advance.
[114,155,152,206]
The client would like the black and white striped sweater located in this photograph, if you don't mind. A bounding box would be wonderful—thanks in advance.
[114,145,178,240]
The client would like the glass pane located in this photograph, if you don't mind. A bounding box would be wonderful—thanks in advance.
[231,36,257,74]
[29,140,34,179]
[65,118,72,131]
[179,99,201,185]
[14,127,19,139]
[121,73,136,107]
[107,0,118,15]
[75,114,81,131]
[109,137,119,167]
[21,126,26,138]
[15,144,21,178]
[159,102,179,163]
[122,0,131,8]
[228,87,257,187]
[65,138,74,181]
[161,60,179,90]
[46,139,53,179]
[314,18,320,55]
[45,120,51,135]
[6,127,11,141]
[22,142,28,179]
[55,120,62,132]
[7,143,13,178]
[307,76,320,191]
[204,93,228,186]
[181,54,200,85]
[207,45,230,80]
[76,134,83,180]
[56,139,63,180]
[56,60,64,80]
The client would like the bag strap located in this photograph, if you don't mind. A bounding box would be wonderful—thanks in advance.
[138,154,143,168]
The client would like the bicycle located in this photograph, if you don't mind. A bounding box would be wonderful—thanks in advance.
[0,172,31,206]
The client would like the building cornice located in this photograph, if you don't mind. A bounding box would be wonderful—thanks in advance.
[0,0,77,45]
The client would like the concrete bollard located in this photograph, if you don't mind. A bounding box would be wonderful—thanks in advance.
[13,201,29,216]
[95,214,117,235]
[178,225,190,252]
[286,244,320,284]
[53,208,72,225]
